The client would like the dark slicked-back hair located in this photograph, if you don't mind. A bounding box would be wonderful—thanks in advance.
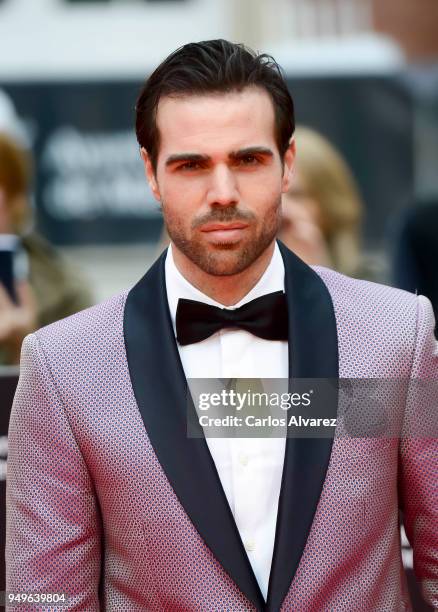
[135,39,295,172]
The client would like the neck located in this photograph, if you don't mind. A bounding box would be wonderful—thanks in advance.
[171,241,276,306]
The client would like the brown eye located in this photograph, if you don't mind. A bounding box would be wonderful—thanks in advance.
[179,161,201,171]
[238,155,258,166]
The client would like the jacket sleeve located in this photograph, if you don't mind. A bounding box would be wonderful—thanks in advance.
[6,333,102,611]
[398,295,438,608]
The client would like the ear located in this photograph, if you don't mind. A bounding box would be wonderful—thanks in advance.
[281,137,296,194]
[140,147,161,203]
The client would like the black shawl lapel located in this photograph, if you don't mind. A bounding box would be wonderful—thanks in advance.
[266,241,339,611]
[124,250,265,610]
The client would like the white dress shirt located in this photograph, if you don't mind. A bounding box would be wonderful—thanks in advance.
[165,243,288,601]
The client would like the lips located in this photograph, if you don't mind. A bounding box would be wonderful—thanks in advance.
[199,222,250,244]
[200,222,249,232]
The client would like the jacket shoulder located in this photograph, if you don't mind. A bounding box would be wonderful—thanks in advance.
[32,291,128,364]
[312,265,419,318]
[311,266,434,377]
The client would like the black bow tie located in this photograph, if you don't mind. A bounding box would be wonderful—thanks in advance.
[176,290,288,346]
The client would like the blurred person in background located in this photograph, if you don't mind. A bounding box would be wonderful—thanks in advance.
[0,132,93,364]
[392,199,438,329]
[277,125,367,278]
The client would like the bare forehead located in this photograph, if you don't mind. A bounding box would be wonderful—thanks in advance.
[155,88,276,138]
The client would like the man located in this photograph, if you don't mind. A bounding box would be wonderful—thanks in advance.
[6,40,437,610]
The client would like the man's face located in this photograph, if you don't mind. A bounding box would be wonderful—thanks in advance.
[142,87,295,276]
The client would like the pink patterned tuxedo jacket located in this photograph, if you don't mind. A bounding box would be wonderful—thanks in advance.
[6,242,438,611]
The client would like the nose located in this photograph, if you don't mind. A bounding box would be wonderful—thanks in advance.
[206,164,239,207]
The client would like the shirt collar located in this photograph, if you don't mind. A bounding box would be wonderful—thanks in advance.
[165,241,285,335]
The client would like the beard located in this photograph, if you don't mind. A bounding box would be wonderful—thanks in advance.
[162,198,282,276]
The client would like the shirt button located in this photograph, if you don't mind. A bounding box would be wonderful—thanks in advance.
[244,539,256,552]
[239,453,249,467]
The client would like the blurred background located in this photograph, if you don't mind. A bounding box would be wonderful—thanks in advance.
[0,0,437,302]
[1,1,437,607]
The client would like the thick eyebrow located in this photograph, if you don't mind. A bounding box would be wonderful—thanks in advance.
[165,146,274,168]
[229,146,274,160]
[165,153,210,167]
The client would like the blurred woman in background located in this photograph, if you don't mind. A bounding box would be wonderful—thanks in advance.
[0,132,93,364]
[278,125,365,277]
